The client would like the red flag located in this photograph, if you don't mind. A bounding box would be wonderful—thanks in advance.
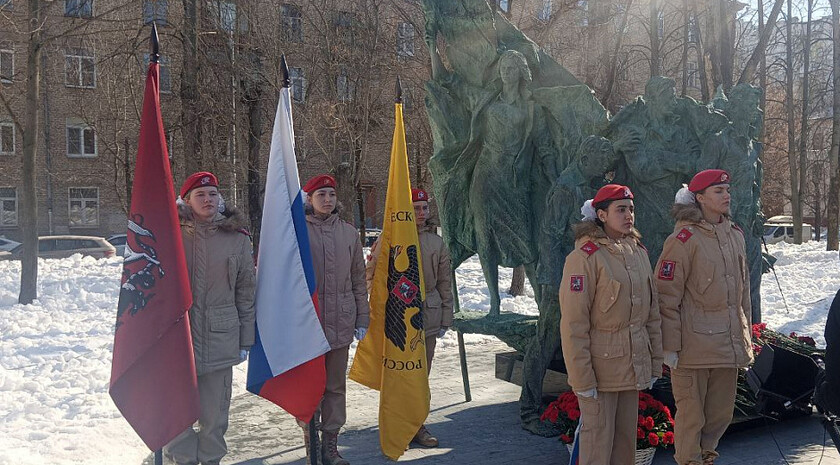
[109,58,199,451]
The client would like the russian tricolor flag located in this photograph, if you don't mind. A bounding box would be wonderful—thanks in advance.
[246,56,330,421]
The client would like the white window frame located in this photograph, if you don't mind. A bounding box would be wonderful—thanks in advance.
[65,50,96,88]
[0,48,13,83]
[68,187,99,228]
[0,122,14,155]
[396,22,415,58]
[686,61,698,88]
[289,66,305,103]
[207,0,246,33]
[0,187,17,227]
[65,0,93,18]
[281,4,303,42]
[66,121,97,158]
[497,0,511,14]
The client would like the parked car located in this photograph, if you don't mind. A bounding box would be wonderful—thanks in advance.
[364,228,382,248]
[763,216,813,245]
[106,233,127,256]
[0,235,117,261]
[0,236,21,252]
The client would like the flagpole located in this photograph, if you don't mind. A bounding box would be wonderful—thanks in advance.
[149,22,165,465]
[280,53,320,464]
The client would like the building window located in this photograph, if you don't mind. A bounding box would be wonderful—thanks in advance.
[496,0,511,14]
[289,66,305,103]
[0,187,16,227]
[577,0,588,26]
[688,15,697,44]
[397,22,415,58]
[66,121,96,157]
[538,0,551,21]
[336,68,354,102]
[143,0,168,26]
[281,4,302,42]
[207,0,247,33]
[69,187,99,227]
[0,122,14,155]
[686,61,698,88]
[65,0,93,18]
[335,11,354,45]
[0,49,12,83]
[65,49,95,88]
[657,10,665,39]
[144,53,171,93]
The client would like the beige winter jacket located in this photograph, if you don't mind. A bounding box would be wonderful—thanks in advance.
[306,212,370,349]
[366,225,454,335]
[655,203,754,369]
[179,205,256,377]
[560,222,664,393]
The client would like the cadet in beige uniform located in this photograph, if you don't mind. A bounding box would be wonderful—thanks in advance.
[560,184,663,465]
[165,172,256,465]
[303,174,370,465]
[366,188,454,448]
[655,170,753,465]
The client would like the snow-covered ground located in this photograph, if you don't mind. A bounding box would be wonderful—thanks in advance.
[0,241,837,464]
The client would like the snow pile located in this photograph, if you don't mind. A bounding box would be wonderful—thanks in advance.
[0,241,837,464]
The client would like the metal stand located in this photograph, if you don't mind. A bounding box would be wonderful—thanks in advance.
[458,330,472,402]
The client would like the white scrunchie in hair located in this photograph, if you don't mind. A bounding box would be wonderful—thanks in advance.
[674,184,695,205]
[580,199,597,222]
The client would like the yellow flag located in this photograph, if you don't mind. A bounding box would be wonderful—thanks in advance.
[349,98,430,460]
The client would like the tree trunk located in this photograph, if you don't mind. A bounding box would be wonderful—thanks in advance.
[509,265,525,297]
[181,0,201,177]
[738,0,785,85]
[680,1,690,96]
[718,0,734,92]
[245,66,263,253]
[798,0,812,243]
[335,161,355,225]
[649,0,661,77]
[19,0,43,305]
[603,0,634,108]
[786,0,803,244]
[828,0,840,251]
[690,3,710,101]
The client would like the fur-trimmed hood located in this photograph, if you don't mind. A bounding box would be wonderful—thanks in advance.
[178,202,248,232]
[573,220,642,242]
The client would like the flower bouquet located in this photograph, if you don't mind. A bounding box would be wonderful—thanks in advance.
[542,391,674,465]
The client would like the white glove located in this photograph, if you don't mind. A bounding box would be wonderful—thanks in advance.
[664,351,679,369]
[239,349,249,363]
[575,388,598,399]
[648,377,659,390]
[355,327,368,342]
[438,327,448,338]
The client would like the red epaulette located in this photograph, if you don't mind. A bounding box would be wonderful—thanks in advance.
[580,241,599,256]
[237,227,252,237]
[676,228,693,243]
[732,223,744,236]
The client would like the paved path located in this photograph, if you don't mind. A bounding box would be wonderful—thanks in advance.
[162,339,840,464]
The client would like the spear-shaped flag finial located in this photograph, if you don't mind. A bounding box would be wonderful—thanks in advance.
[149,22,160,64]
[395,76,403,104]
[280,54,291,88]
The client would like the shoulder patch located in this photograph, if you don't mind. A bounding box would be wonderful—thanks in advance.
[676,228,693,243]
[658,260,676,281]
[580,241,599,256]
[570,275,585,293]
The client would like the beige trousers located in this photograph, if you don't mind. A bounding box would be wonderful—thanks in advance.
[578,390,637,465]
[321,346,350,433]
[164,367,233,465]
[670,367,737,465]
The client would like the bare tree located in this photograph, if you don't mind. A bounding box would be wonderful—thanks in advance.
[797,0,813,243]
[785,0,803,244]
[829,0,840,251]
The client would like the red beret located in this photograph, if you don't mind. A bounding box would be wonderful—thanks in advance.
[180,171,218,198]
[593,184,634,205]
[303,174,336,194]
[412,188,429,203]
[688,169,730,193]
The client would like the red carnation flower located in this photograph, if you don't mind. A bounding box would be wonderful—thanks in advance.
[560,434,573,444]
[645,416,655,430]
[648,432,659,446]
[637,428,644,439]
[664,431,674,445]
